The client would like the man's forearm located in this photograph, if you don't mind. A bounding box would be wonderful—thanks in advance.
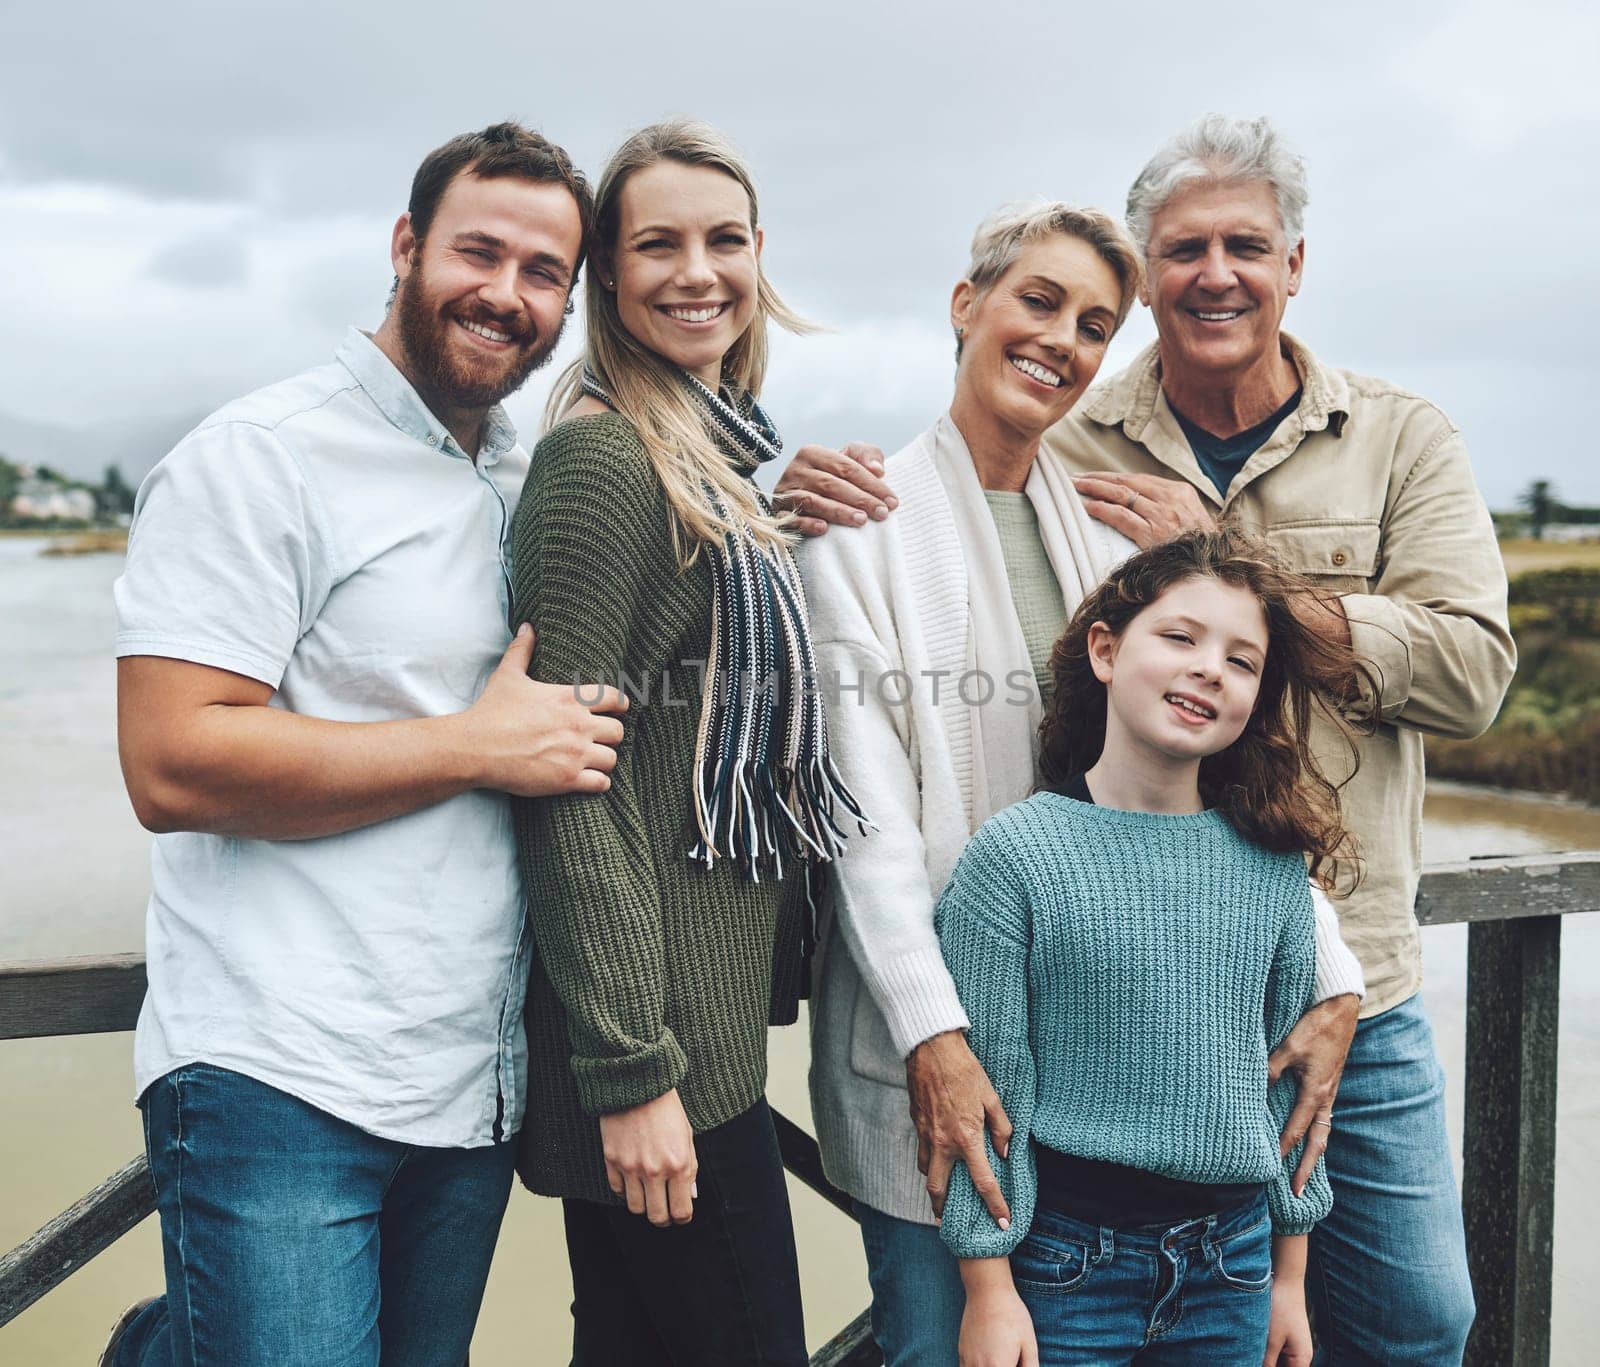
[125,701,481,840]
[1291,587,1352,648]
[119,635,623,842]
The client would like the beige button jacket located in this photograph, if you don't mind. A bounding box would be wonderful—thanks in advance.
[1042,334,1516,1016]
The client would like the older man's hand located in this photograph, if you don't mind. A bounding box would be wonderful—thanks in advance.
[907,1029,1013,1225]
[1072,471,1214,548]
[1268,993,1360,1196]
[773,442,896,537]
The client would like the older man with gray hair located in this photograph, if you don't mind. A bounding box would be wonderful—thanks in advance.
[778,114,1514,1364]
[1051,114,1514,1365]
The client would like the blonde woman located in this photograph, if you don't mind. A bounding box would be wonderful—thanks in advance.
[508,120,865,1365]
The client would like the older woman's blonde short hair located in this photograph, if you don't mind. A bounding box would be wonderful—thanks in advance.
[963,200,1144,339]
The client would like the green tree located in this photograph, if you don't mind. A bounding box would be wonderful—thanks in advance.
[99,463,135,517]
[1519,479,1558,540]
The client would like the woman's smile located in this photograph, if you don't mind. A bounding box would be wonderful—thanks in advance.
[1007,353,1066,391]
[657,300,733,327]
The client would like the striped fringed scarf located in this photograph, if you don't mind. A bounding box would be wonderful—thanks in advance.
[579,368,872,884]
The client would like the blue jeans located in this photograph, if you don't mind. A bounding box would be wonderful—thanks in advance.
[858,997,1474,1365]
[1016,1193,1273,1363]
[855,1202,966,1366]
[1308,994,1475,1364]
[111,1064,516,1367]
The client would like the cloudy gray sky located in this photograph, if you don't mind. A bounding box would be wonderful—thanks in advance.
[2,0,1596,506]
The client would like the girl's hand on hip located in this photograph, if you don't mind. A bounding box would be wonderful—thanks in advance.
[1265,1234,1313,1366]
[599,1089,698,1227]
[959,1260,1039,1367]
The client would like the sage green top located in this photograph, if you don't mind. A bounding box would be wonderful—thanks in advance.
[983,490,1066,699]
[509,412,805,1202]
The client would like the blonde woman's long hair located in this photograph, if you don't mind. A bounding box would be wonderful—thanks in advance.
[546,119,814,563]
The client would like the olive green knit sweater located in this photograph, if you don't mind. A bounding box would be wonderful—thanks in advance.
[509,412,806,1202]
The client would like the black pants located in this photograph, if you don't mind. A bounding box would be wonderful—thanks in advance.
[562,1097,807,1366]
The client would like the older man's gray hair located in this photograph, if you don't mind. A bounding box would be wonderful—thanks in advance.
[1124,115,1309,257]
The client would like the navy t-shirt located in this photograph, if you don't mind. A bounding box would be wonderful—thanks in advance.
[1172,389,1302,498]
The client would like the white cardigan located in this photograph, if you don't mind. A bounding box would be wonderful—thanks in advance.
[799,423,1366,1226]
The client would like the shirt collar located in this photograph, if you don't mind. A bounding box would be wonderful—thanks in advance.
[1081,331,1351,442]
[335,327,520,468]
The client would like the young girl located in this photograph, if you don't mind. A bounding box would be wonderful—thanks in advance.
[508,120,864,1365]
[936,526,1370,1367]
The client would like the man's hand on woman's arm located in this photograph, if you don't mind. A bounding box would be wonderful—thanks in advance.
[772,442,895,536]
[907,1029,1014,1226]
[118,624,627,841]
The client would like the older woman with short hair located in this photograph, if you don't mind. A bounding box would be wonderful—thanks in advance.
[798,201,1366,1364]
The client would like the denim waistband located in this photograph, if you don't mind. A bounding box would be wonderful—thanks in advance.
[1026,1187,1268,1255]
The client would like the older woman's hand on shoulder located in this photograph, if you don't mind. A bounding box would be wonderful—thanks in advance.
[773,441,896,536]
[1071,471,1214,548]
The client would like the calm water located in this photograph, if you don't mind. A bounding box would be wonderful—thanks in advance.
[3,537,1597,1366]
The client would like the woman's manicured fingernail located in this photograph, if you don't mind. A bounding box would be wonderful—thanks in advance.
[692,1182,698,1199]
[999,1217,1011,1231]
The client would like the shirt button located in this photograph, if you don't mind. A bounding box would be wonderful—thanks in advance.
[426,435,438,447]
[1331,550,1348,567]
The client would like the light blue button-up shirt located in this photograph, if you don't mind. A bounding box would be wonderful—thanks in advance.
[114,329,532,1146]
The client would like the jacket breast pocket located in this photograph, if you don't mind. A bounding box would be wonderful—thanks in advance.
[1267,520,1381,592]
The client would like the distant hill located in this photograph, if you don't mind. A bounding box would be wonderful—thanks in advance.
[0,404,210,491]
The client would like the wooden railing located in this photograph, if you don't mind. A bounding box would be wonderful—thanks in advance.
[3,850,1597,1366]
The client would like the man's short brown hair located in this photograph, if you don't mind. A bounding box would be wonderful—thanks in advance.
[407,122,594,277]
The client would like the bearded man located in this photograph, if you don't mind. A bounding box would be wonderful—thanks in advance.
[103,124,629,1367]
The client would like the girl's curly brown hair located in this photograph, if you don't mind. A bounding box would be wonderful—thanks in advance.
[1038,525,1376,890]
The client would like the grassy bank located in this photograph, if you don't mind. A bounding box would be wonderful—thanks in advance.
[1426,550,1600,803]
[1498,537,1600,576]
[1,527,128,552]
[37,529,128,556]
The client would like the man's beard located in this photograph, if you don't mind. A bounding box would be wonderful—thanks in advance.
[394,264,565,412]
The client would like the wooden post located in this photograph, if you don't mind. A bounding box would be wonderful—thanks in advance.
[1462,915,1561,1367]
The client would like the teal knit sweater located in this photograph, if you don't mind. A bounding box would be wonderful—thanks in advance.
[935,792,1332,1259]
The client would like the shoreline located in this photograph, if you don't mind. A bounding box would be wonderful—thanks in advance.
[1423,776,1600,814]
[0,527,128,554]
